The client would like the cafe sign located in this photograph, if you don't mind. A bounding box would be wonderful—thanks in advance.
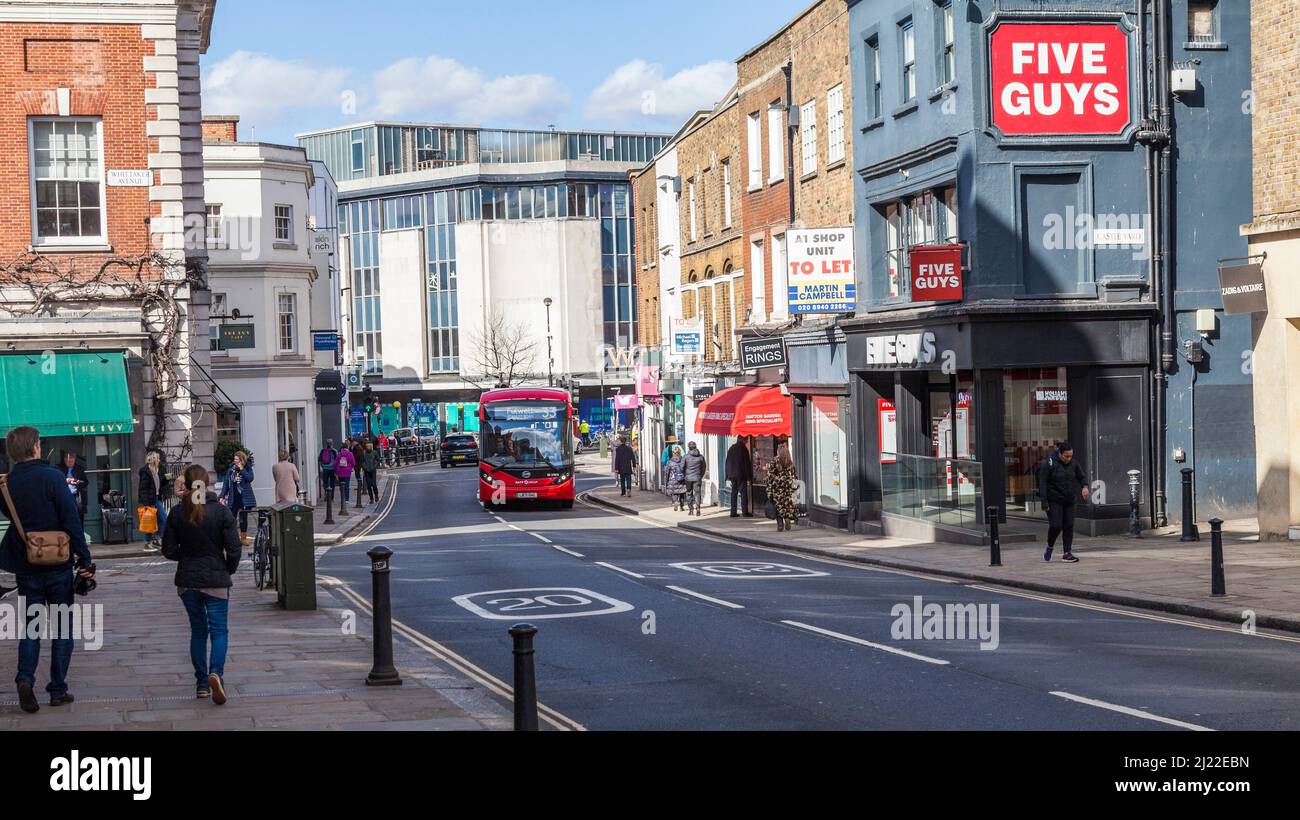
[219,324,256,349]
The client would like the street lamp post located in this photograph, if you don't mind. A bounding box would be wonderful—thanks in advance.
[544,297,554,387]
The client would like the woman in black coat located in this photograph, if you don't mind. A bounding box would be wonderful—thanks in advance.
[161,464,241,704]
[138,450,173,546]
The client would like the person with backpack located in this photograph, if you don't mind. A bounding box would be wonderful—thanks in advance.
[362,441,381,504]
[682,442,708,516]
[162,463,241,704]
[335,441,357,505]
[1037,441,1090,563]
[0,426,95,714]
[663,445,687,511]
[319,439,338,501]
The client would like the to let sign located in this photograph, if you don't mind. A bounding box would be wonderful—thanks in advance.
[989,22,1131,137]
[910,245,964,302]
[787,228,856,314]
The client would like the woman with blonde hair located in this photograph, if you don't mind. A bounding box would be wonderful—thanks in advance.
[137,450,172,547]
[767,443,799,532]
[271,450,299,504]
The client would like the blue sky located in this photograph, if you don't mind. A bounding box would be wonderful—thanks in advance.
[204,0,803,144]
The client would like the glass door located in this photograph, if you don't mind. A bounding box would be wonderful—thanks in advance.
[1003,367,1068,517]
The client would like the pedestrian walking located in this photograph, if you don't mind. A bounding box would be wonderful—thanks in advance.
[271,450,300,504]
[318,439,338,501]
[613,436,637,496]
[362,441,381,504]
[1037,441,1089,563]
[660,435,678,485]
[378,432,390,467]
[335,442,357,504]
[579,419,591,448]
[217,451,256,548]
[663,445,687,510]
[725,436,754,518]
[768,444,799,532]
[137,450,172,547]
[161,464,241,704]
[682,441,708,516]
[0,426,95,714]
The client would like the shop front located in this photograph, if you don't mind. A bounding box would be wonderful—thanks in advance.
[0,351,139,544]
[785,326,854,529]
[843,306,1155,536]
[694,384,793,514]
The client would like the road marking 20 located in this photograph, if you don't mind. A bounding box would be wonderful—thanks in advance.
[452,588,634,620]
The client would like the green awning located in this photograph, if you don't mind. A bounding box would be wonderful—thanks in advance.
[0,351,135,438]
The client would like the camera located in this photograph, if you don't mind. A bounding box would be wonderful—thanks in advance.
[74,563,97,597]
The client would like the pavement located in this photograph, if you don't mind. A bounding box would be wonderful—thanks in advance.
[586,481,1300,633]
[0,466,510,731]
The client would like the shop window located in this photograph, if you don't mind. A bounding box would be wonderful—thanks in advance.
[1002,368,1069,517]
[811,396,849,510]
[217,406,242,444]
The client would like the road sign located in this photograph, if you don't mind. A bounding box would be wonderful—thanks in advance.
[670,562,828,579]
[451,588,634,620]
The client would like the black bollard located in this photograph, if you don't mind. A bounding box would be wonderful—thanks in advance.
[1127,469,1143,538]
[365,547,403,686]
[355,477,363,510]
[987,505,1002,567]
[1209,518,1226,597]
[323,484,335,525]
[509,623,539,731]
[1178,467,1199,542]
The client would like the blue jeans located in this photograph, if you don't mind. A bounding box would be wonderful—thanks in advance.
[618,472,633,494]
[154,500,168,536]
[180,590,229,686]
[15,570,76,698]
[339,476,351,502]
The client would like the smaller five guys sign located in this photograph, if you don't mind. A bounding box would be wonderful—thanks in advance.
[910,245,963,303]
[989,22,1132,136]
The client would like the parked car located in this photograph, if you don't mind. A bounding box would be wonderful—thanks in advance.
[391,427,418,447]
[413,426,438,446]
[440,434,478,468]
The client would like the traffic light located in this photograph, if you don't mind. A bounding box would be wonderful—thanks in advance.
[362,385,375,414]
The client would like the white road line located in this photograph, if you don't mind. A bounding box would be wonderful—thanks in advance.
[507,524,523,531]
[594,561,644,579]
[530,532,554,544]
[666,585,744,609]
[781,620,951,666]
[492,515,507,524]
[1050,692,1214,732]
[966,583,1300,644]
[552,545,585,558]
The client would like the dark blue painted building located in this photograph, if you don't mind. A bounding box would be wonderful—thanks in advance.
[815,0,1252,535]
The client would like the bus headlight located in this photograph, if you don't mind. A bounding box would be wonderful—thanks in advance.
[552,471,572,485]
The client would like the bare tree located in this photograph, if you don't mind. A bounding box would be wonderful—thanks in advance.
[463,308,540,388]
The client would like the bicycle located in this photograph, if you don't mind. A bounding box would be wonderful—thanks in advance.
[251,507,275,591]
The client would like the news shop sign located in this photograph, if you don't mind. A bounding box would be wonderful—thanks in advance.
[910,245,964,303]
[788,228,856,314]
[739,336,788,372]
[989,21,1132,138]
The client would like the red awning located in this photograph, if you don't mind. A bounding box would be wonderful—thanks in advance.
[694,385,792,437]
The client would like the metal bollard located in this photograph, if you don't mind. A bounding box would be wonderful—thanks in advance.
[987,505,1001,567]
[323,484,335,525]
[1209,518,1226,597]
[1178,467,1199,542]
[1127,469,1143,538]
[355,476,364,510]
[365,547,403,686]
[508,623,539,731]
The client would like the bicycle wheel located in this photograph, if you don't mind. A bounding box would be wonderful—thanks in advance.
[253,541,266,590]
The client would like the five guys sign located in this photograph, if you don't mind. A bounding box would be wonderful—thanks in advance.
[989,22,1132,137]
[910,245,964,303]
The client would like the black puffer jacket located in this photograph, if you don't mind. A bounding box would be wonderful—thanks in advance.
[1037,451,1087,506]
[161,493,241,589]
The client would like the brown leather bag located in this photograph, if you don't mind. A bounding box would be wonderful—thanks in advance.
[0,474,72,567]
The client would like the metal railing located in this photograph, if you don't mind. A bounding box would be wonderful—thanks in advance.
[881,453,985,532]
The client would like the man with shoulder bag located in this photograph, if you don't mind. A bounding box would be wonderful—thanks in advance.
[0,426,94,714]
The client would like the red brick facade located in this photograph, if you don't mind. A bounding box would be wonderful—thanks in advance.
[0,23,162,279]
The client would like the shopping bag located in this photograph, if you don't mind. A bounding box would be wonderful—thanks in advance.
[137,505,159,535]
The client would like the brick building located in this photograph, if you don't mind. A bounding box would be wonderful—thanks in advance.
[1243,0,1300,539]
[0,0,216,543]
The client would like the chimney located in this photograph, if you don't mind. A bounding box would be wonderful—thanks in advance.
[202,114,240,143]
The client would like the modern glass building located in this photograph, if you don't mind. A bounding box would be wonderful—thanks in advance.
[300,122,669,427]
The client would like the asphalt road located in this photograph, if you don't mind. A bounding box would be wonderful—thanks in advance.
[317,461,1300,731]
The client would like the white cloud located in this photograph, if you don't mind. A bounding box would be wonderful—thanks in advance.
[202,51,351,124]
[584,59,736,125]
[372,56,571,125]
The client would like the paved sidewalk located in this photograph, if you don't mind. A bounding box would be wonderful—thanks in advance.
[0,554,509,730]
[586,483,1300,633]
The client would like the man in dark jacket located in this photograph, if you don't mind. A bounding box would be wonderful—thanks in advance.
[682,442,708,516]
[0,426,94,713]
[59,450,89,525]
[613,437,637,496]
[1037,441,1090,563]
[725,436,754,518]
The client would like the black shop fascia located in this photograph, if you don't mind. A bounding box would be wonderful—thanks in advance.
[839,302,1155,536]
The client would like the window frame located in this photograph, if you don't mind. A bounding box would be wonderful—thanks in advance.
[879,183,959,302]
[688,177,698,242]
[767,104,785,184]
[866,36,883,120]
[277,291,298,354]
[800,99,818,176]
[722,159,733,227]
[900,18,917,103]
[746,112,763,190]
[274,203,293,243]
[205,203,224,247]
[936,0,955,87]
[28,116,108,248]
[827,85,846,165]
[1186,0,1222,46]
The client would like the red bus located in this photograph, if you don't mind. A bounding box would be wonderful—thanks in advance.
[477,387,576,508]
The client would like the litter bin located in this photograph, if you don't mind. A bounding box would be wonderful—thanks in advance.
[272,500,316,611]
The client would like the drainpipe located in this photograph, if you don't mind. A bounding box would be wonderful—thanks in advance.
[1137,0,1174,527]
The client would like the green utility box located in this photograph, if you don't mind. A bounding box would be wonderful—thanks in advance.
[272,500,316,611]
[600,437,608,459]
